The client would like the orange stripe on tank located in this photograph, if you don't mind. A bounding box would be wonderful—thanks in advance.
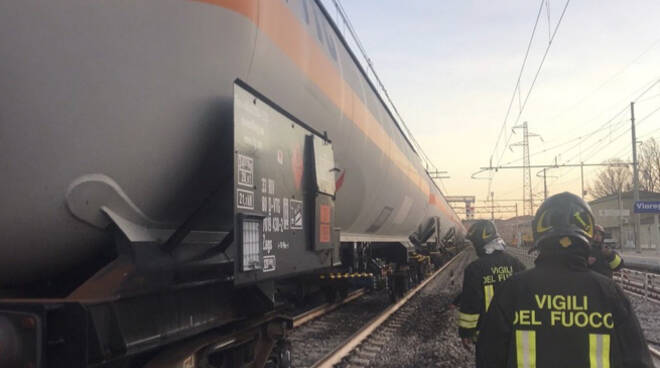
[192,0,258,19]
[192,0,461,226]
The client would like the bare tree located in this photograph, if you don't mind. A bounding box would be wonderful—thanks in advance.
[639,137,660,192]
[588,159,632,198]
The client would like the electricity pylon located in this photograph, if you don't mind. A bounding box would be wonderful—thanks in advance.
[510,122,542,216]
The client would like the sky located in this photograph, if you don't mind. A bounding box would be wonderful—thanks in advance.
[322,0,660,218]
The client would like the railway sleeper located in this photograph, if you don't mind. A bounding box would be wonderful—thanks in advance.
[355,350,379,359]
[359,345,382,354]
[348,356,371,366]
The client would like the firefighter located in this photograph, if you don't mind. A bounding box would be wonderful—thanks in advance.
[458,220,526,348]
[589,224,624,278]
[476,192,652,368]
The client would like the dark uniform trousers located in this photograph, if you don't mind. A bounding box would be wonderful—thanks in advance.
[458,250,526,339]
[476,254,652,368]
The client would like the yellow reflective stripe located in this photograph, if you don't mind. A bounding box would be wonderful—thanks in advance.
[484,284,494,311]
[458,319,478,329]
[589,334,598,368]
[602,334,610,368]
[458,312,480,322]
[609,254,622,270]
[589,333,610,368]
[458,311,480,329]
[515,330,536,368]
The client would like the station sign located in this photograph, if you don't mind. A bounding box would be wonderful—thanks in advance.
[633,201,660,214]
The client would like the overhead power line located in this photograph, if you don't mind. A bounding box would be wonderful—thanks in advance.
[500,114,627,167]
[637,92,660,103]
[489,0,546,166]
[557,86,660,167]
[634,77,660,101]
[546,36,660,123]
[508,0,572,131]
[487,0,572,200]
[495,0,571,166]
[640,124,660,140]
[543,76,660,152]
[501,76,660,188]
[636,103,660,127]
[549,97,660,192]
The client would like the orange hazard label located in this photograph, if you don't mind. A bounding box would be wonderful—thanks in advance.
[320,204,331,223]
[292,145,303,190]
[320,224,331,243]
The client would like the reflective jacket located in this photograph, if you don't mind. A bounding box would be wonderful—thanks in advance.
[589,246,624,278]
[476,251,651,368]
[458,250,526,339]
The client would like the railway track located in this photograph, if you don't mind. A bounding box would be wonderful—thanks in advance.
[614,269,660,367]
[292,288,368,328]
[648,341,660,367]
[290,250,660,368]
[614,268,660,304]
[309,250,468,368]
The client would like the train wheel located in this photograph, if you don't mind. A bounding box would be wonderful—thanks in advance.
[338,287,348,299]
[266,339,292,368]
[387,275,398,303]
[411,266,420,285]
[401,273,410,297]
[322,287,337,303]
[391,272,407,301]
[295,283,309,305]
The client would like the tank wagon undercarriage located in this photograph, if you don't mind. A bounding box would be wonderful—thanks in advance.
[0,82,463,368]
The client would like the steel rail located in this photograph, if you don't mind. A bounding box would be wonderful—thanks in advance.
[292,288,367,328]
[615,268,660,304]
[649,344,660,359]
[311,250,466,368]
[621,289,660,306]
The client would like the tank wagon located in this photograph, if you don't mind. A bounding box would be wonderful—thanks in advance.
[0,0,465,366]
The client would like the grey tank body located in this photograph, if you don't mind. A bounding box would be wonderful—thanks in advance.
[0,0,463,284]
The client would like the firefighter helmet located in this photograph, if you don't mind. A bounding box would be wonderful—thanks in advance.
[594,224,605,235]
[532,192,594,248]
[466,220,499,249]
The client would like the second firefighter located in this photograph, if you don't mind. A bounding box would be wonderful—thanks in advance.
[458,220,527,347]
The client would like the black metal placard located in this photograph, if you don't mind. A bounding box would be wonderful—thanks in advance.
[233,80,336,285]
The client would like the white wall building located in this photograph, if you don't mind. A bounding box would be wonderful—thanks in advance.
[589,191,660,249]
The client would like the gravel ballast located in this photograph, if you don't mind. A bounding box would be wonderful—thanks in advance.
[290,251,475,368]
[289,290,392,367]
[367,253,475,368]
[629,294,660,345]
